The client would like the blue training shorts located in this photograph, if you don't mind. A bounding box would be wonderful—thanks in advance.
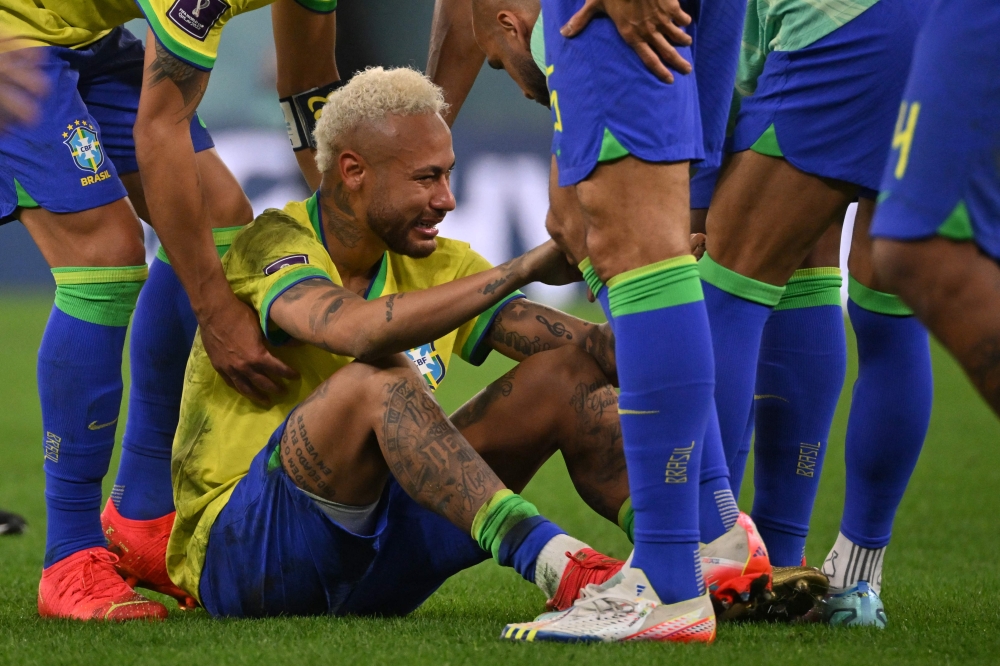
[199,416,488,618]
[542,0,703,186]
[731,0,932,193]
[0,27,213,219]
[872,0,1000,262]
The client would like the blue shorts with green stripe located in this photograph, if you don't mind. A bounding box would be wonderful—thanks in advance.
[871,0,1000,262]
[731,0,931,193]
[0,27,213,221]
[542,0,702,186]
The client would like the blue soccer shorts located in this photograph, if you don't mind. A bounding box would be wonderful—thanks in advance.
[541,0,703,186]
[0,26,213,220]
[732,0,932,194]
[199,415,489,618]
[871,0,1000,262]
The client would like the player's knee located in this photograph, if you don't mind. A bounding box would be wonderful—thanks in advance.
[530,346,611,399]
[359,353,427,399]
[872,238,923,302]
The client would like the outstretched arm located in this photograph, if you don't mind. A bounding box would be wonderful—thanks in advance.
[427,0,484,126]
[135,36,297,403]
[488,300,617,385]
[272,0,339,189]
[269,240,579,361]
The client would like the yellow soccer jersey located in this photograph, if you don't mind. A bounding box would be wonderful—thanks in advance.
[167,193,522,600]
[0,0,335,69]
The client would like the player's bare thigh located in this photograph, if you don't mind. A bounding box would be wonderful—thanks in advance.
[118,147,252,229]
[20,198,145,269]
[706,150,855,286]
[847,197,893,292]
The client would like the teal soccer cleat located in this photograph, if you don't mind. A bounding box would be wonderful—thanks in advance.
[820,581,886,628]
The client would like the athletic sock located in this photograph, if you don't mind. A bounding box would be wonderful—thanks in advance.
[699,407,739,544]
[700,253,785,496]
[750,268,847,566]
[472,489,566,586]
[114,227,242,520]
[618,497,634,542]
[533,533,590,598]
[840,278,932,551]
[40,265,147,567]
[579,257,613,329]
[609,255,713,603]
[822,531,886,594]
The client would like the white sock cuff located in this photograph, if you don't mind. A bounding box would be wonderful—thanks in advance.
[822,531,885,594]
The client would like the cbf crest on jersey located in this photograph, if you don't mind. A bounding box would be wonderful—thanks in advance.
[62,121,104,174]
[405,342,446,390]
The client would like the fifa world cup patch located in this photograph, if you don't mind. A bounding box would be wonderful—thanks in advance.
[405,342,446,390]
[168,0,231,41]
[62,120,105,174]
[264,254,309,275]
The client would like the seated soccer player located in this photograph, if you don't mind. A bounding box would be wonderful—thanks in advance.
[167,66,633,618]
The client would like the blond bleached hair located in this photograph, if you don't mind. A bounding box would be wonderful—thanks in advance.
[313,66,448,173]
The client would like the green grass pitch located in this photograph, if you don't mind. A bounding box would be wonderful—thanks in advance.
[1,293,999,665]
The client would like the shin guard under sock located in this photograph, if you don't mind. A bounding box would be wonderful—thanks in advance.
[610,256,712,603]
[751,269,846,565]
[41,266,146,567]
[115,228,242,520]
[700,254,784,490]
[841,279,932,549]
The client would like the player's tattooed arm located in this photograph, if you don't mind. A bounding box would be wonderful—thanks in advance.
[270,251,539,360]
[487,300,617,385]
[145,40,209,123]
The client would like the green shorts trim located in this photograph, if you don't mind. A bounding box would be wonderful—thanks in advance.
[749,124,784,158]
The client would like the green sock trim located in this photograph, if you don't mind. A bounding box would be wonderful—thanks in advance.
[607,256,703,317]
[937,200,974,241]
[578,257,605,297]
[847,274,913,316]
[698,253,785,307]
[14,179,38,208]
[617,497,634,544]
[51,265,148,327]
[155,225,246,264]
[773,267,842,311]
[597,128,630,162]
[471,489,540,562]
[750,123,784,158]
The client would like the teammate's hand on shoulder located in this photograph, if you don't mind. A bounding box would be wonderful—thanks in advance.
[522,239,583,286]
[560,0,693,84]
[200,296,299,405]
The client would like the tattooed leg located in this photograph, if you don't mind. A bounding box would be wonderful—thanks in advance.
[875,236,1000,415]
[453,346,629,524]
[280,353,505,531]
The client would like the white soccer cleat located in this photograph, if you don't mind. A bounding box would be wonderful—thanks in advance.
[500,566,716,643]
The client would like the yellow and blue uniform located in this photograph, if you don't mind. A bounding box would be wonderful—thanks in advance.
[872,0,1000,262]
[0,0,334,220]
[536,0,702,187]
[168,194,522,616]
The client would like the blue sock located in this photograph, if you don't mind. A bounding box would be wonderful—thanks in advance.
[700,254,784,493]
[40,266,146,567]
[580,258,614,329]
[699,406,739,543]
[842,280,932,548]
[751,269,846,565]
[498,515,566,583]
[610,256,713,603]
[113,258,198,520]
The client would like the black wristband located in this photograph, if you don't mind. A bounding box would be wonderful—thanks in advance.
[279,79,344,151]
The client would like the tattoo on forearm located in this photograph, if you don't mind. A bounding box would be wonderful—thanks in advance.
[380,376,501,528]
[281,410,336,497]
[385,293,402,322]
[450,367,517,431]
[147,41,206,122]
[479,256,524,296]
[321,181,364,248]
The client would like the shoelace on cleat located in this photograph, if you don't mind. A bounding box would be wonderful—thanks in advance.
[64,551,136,607]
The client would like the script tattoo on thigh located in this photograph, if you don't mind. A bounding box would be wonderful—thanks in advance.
[380,376,499,528]
[281,410,336,497]
[567,379,626,520]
